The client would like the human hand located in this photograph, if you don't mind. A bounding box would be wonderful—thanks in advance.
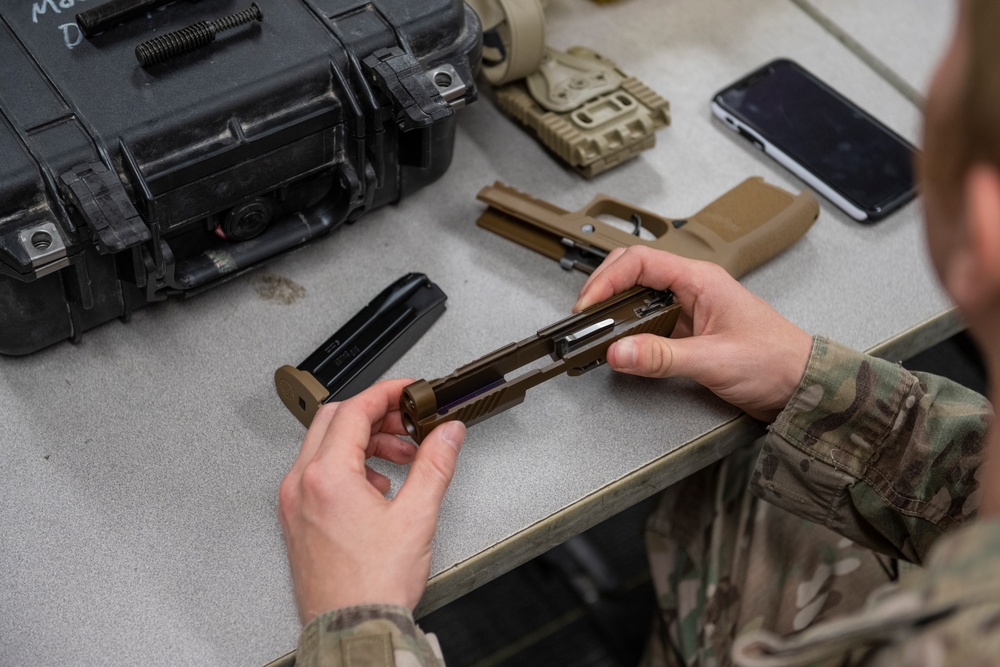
[574,247,812,422]
[278,378,467,624]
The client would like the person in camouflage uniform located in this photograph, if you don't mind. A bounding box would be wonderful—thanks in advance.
[639,337,992,666]
[278,0,1000,664]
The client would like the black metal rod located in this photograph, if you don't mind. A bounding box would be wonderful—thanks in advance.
[76,0,178,37]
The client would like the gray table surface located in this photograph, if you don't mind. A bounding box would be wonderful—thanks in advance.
[806,0,955,94]
[0,1,957,665]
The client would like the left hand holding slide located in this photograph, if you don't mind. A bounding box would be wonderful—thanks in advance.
[278,378,467,624]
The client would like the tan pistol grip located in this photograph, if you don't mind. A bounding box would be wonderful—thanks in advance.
[678,177,819,277]
[476,178,818,280]
[576,177,818,277]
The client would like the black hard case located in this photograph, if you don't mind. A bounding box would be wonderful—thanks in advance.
[0,0,480,355]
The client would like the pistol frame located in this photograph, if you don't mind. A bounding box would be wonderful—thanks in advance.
[476,177,818,278]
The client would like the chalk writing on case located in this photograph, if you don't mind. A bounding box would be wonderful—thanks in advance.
[29,0,90,50]
[59,22,82,48]
[32,0,89,24]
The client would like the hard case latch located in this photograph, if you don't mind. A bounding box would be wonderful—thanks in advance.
[60,163,151,254]
[363,47,457,130]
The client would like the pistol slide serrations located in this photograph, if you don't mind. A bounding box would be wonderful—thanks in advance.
[400,286,681,444]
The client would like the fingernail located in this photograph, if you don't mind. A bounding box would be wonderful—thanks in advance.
[441,421,466,450]
[614,338,637,369]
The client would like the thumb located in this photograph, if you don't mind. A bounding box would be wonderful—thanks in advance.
[396,420,466,511]
[607,334,713,381]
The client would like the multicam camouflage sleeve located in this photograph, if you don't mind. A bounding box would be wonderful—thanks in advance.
[723,336,1000,665]
[751,336,993,564]
[643,336,1000,666]
[730,517,1000,666]
[296,605,444,667]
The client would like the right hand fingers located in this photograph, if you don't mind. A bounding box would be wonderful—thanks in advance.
[575,246,627,309]
[607,333,709,380]
[574,247,724,313]
[607,305,813,423]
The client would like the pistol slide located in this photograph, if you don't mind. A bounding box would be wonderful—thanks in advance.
[400,286,680,443]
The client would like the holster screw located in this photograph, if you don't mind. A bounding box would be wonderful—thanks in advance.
[135,3,263,67]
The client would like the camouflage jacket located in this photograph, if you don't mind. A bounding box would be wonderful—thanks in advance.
[735,336,997,665]
[295,605,444,667]
[751,337,992,565]
[296,337,996,666]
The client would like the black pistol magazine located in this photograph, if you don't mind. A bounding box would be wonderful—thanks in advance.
[275,272,447,428]
[0,0,480,355]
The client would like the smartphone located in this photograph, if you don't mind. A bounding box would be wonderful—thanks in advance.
[711,58,917,222]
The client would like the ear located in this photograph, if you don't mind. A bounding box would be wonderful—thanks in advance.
[947,164,1000,311]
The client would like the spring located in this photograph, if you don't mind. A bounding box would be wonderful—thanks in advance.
[135,3,263,67]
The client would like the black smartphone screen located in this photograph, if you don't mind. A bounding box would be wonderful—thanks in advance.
[713,59,917,221]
